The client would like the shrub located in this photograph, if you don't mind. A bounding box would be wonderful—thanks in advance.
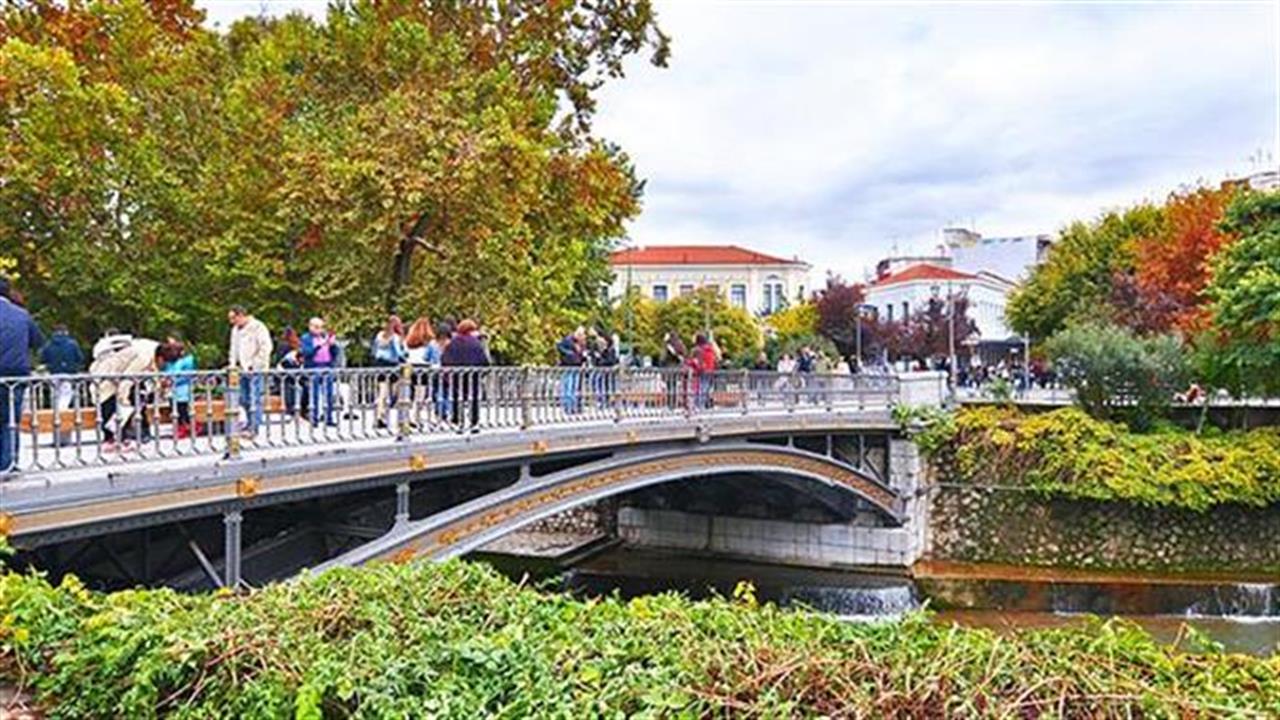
[918,406,1280,511]
[1044,320,1188,431]
[4,560,1280,717]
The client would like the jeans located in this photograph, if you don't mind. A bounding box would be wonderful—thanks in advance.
[0,380,24,473]
[560,369,581,413]
[310,372,336,426]
[451,373,481,430]
[239,373,264,432]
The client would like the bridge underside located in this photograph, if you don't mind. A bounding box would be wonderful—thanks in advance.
[8,425,908,590]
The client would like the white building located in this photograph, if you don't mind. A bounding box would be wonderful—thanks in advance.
[864,262,1017,341]
[609,245,812,314]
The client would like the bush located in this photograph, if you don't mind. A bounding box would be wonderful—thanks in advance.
[1044,320,1188,431]
[4,560,1280,717]
[917,406,1280,511]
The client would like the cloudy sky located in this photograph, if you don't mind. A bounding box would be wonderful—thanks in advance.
[200,1,1278,281]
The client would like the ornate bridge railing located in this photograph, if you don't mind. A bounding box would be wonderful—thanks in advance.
[0,367,899,477]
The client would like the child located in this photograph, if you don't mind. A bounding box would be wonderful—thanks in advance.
[161,339,197,439]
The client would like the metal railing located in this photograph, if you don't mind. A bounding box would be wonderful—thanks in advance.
[0,367,899,477]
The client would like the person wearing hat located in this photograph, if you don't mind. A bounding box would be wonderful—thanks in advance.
[89,333,159,451]
[0,276,44,473]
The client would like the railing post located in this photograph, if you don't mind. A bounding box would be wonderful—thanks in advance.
[397,363,413,440]
[394,481,411,528]
[614,366,626,423]
[683,367,694,420]
[826,374,834,412]
[520,367,533,431]
[224,367,241,460]
[740,369,750,415]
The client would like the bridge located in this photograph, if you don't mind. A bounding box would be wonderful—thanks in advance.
[0,367,945,589]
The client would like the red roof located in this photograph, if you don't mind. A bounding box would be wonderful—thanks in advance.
[872,263,978,287]
[610,245,804,267]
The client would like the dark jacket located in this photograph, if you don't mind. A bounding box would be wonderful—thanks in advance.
[556,335,584,367]
[0,298,43,375]
[441,333,490,367]
[40,331,84,374]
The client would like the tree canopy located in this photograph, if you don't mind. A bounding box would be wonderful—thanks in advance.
[0,0,668,363]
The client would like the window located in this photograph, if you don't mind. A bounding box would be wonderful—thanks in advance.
[705,284,720,296]
[763,276,785,313]
[652,284,668,302]
[730,284,747,309]
[678,284,695,297]
[887,304,894,322]
[902,301,910,320]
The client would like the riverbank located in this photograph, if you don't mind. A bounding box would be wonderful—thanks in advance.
[4,560,1280,717]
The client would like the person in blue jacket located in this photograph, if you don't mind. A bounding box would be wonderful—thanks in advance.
[0,276,44,474]
[160,339,198,440]
[39,324,84,414]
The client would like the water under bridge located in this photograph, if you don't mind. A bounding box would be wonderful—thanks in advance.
[0,367,946,589]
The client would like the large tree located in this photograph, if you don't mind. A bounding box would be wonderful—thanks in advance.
[1203,190,1280,395]
[1006,205,1163,342]
[0,0,667,363]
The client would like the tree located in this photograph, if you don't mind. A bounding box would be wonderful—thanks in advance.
[1127,185,1239,335]
[0,0,668,363]
[654,288,761,364]
[1202,190,1280,396]
[767,302,817,343]
[1044,320,1187,431]
[1007,205,1163,341]
[813,276,867,357]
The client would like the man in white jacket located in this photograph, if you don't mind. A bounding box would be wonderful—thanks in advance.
[227,306,272,436]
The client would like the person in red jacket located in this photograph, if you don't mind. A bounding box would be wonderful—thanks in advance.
[692,333,718,409]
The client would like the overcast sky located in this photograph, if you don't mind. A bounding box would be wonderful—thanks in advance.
[200,1,1279,281]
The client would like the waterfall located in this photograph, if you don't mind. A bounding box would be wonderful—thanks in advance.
[1185,583,1277,618]
[782,582,918,618]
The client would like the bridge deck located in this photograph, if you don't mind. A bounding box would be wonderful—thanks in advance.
[3,402,897,546]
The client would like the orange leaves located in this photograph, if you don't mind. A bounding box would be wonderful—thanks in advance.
[1130,185,1238,335]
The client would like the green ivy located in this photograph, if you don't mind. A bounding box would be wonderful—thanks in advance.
[4,561,1280,717]
[919,406,1280,510]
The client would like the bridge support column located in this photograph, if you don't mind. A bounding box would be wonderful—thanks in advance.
[223,510,242,589]
[888,437,927,564]
[395,482,411,528]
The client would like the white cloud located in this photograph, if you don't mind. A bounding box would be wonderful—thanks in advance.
[198,0,1279,279]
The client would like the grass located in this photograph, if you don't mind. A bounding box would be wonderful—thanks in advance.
[3,559,1280,718]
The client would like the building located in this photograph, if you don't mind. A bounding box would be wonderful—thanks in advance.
[863,228,1052,362]
[864,262,1016,341]
[609,245,812,314]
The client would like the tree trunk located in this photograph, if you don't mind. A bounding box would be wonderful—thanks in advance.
[385,213,433,316]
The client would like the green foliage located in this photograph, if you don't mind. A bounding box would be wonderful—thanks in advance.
[1044,320,1188,431]
[1007,204,1163,341]
[653,287,762,362]
[0,0,667,363]
[5,560,1280,717]
[1203,190,1280,396]
[919,406,1280,511]
[766,302,817,343]
[603,285,662,361]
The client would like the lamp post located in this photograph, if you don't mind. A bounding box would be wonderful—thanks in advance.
[854,303,876,373]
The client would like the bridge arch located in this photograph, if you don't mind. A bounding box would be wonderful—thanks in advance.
[316,444,903,569]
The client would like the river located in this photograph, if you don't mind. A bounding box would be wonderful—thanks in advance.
[506,546,1280,657]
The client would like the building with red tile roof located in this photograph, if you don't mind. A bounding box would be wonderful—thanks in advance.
[609,244,811,315]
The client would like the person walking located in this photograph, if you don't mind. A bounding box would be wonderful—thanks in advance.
[440,319,489,432]
[404,317,436,422]
[89,334,160,452]
[692,333,718,409]
[276,326,305,418]
[160,339,197,439]
[39,324,84,413]
[0,276,44,473]
[660,330,686,410]
[590,333,619,408]
[227,306,272,437]
[556,327,586,413]
[301,317,338,427]
[371,315,407,430]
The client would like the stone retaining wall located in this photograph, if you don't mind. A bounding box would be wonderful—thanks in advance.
[927,485,1280,573]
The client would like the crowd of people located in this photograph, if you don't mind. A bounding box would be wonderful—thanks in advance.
[0,272,506,468]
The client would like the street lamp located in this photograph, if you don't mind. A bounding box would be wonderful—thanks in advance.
[854,303,877,373]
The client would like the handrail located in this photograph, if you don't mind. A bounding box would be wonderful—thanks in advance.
[0,366,899,478]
